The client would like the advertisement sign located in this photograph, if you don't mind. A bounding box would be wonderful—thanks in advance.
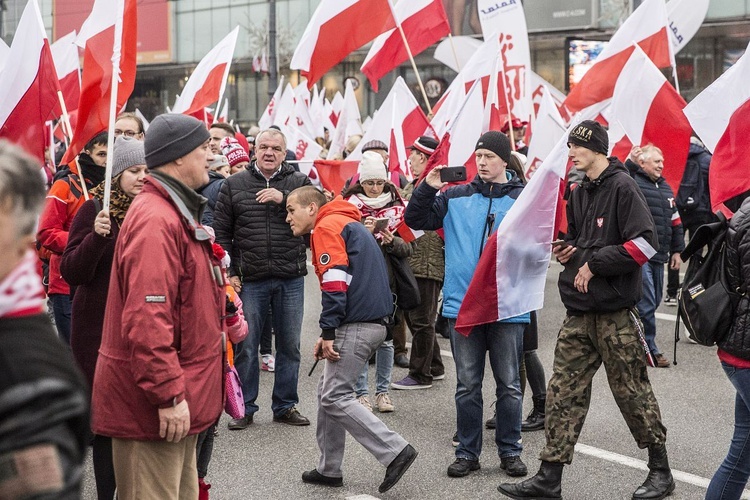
[53,0,172,64]
[566,39,609,92]
[524,0,595,32]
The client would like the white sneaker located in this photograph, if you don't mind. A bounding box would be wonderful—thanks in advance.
[261,355,275,372]
[376,392,394,412]
[358,395,373,412]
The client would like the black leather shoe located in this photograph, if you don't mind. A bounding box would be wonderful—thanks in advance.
[501,455,529,477]
[302,469,343,487]
[273,407,310,426]
[394,354,410,368]
[447,458,480,477]
[521,395,546,432]
[379,444,418,493]
[632,445,675,500]
[227,414,253,430]
[498,461,563,499]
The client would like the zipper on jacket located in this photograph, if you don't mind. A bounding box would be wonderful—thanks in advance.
[266,178,272,274]
[480,184,496,257]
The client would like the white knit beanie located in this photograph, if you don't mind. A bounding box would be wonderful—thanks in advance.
[358,151,388,182]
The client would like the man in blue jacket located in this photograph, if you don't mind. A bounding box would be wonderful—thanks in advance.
[405,131,529,479]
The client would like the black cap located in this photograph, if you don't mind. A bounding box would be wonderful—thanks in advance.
[475,131,511,164]
[567,120,609,156]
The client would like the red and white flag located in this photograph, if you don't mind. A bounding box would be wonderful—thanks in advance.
[324,91,344,132]
[348,77,432,173]
[684,41,750,214]
[287,126,323,161]
[455,132,570,335]
[61,0,137,164]
[530,71,569,124]
[563,0,673,114]
[292,82,318,140]
[0,0,61,162]
[610,45,691,192]
[258,76,284,130]
[272,83,296,132]
[252,48,269,73]
[172,27,238,116]
[526,86,567,178]
[361,0,449,92]
[290,0,395,88]
[50,31,81,113]
[326,80,363,159]
[478,0,533,123]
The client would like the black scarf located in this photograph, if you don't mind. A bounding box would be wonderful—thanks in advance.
[78,153,106,188]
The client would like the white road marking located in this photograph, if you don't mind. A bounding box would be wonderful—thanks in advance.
[346,495,380,500]
[656,312,677,322]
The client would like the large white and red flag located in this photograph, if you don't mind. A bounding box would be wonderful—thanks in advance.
[361,0,450,92]
[258,76,284,130]
[563,0,673,114]
[172,27,238,116]
[477,0,533,123]
[326,80,363,159]
[348,77,432,171]
[61,0,137,164]
[526,86,567,178]
[610,45,691,192]
[290,0,395,88]
[51,31,81,113]
[684,41,750,214]
[0,0,61,162]
[667,0,710,54]
[455,132,570,335]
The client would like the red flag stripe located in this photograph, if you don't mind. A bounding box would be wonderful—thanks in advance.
[623,236,657,266]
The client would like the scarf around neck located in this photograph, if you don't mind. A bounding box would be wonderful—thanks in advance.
[89,176,134,225]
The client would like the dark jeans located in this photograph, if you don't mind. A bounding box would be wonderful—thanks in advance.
[707,363,750,499]
[392,309,408,357]
[196,424,216,478]
[405,278,444,384]
[49,293,72,345]
[260,309,273,356]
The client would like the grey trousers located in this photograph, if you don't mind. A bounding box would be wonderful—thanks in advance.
[316,322,409,477]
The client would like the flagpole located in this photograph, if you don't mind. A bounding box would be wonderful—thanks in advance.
[56,91,73,144]
[447,34,462,72]
[387,0,432,115]
[102,0,125,211]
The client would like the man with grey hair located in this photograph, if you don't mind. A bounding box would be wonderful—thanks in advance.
[214,128,313,429]
[0,140,89,499]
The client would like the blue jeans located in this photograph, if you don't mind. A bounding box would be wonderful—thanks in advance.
[49,293,72,345]
[707,363,750,500]
[637,261,664,355]
[236,277,304,417]
[448,319,524,460]
[355,340,394,396]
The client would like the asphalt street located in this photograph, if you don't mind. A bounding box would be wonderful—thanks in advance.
[81,260,745,500]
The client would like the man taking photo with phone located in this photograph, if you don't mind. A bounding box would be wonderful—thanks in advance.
[405,131,529,479]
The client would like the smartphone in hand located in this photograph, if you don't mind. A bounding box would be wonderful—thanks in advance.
[373,217,390,233]
[551,239,570,250]
[440,166,467,183]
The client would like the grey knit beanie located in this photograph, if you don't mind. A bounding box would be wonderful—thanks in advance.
[112,136,145,178]
[145,114,210,168]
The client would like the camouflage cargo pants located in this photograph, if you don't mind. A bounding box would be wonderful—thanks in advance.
[539,309,667,464]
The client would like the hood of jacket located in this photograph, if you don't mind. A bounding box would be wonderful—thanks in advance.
[580,157,629,191]
[316,198,363,225]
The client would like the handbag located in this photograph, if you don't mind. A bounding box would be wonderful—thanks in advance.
[387,253,421,311]
[224,362,245,419]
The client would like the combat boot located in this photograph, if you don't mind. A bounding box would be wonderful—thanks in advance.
[497,460,563,500]
[632,444,675,500]
[521,395,545,432]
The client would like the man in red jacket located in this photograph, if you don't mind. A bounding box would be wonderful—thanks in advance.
[91,114,224,499]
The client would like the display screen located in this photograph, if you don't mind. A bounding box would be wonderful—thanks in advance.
[566,39,609,92]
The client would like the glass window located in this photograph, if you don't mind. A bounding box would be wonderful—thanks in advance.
[706,0,748,19]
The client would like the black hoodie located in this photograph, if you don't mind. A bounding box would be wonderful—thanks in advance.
[558,158,659,314]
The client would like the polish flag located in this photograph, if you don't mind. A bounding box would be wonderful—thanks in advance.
[287,126,323,161]
[361,0,449,92]
[348,77,432,173]
[172,27,239,116]
[563,0,673,114]
[293,82,318,140]
[313,159,360,194]
[258,76,284,131]
[291,0,396,88]
[610,45,691,192]
[326,80,363,159]
[0,0,61,162]
[61,0,137,164]
[481,58,504,133]
[324,91,344,132]
[684,40,750,214]
[530,71,569,124]
[455,132,570,335]
[50,31,81,112]
[526,86,567,178]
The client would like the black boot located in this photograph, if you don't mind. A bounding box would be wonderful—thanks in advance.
[632,445,675,500]
[497,461,563,500]
[521,395,545,432]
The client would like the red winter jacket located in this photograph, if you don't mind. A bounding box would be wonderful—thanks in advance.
[91,176,224,440]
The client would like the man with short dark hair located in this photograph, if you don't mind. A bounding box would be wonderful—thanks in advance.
[209,122,236,154]
[214,128,313,430]
[286,186,417,494]
[498,120,673,500]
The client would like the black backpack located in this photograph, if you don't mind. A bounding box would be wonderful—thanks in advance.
[676,152,708,216]
[674,212,743,354]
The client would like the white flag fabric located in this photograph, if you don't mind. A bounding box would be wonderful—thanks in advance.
[526,86,567,177]
[258,76,284,131]
[666,0,710,54]
[326,80,363,159]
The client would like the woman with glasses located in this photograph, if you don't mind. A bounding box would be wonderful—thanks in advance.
[114,112,145,140]
[342,151,412,414]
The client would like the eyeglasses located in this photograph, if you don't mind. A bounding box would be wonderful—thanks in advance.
[361,180,386,187]
[114,129,142,138]
[257,145,284,153]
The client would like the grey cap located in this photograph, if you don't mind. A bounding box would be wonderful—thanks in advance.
[144,114,210,168]
[112,135,145,178]
[209,154,230,170]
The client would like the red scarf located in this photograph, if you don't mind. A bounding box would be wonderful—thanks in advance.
[345,194,406,240]
[0,250,46,319]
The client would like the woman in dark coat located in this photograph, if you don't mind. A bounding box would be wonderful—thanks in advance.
[61,136,147,500]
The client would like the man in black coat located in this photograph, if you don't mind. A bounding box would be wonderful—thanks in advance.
[214,128,313,430]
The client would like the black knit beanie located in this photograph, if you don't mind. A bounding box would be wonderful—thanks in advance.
[145,114,210,168]
[475,131,511,164]
[567,120,609,156]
